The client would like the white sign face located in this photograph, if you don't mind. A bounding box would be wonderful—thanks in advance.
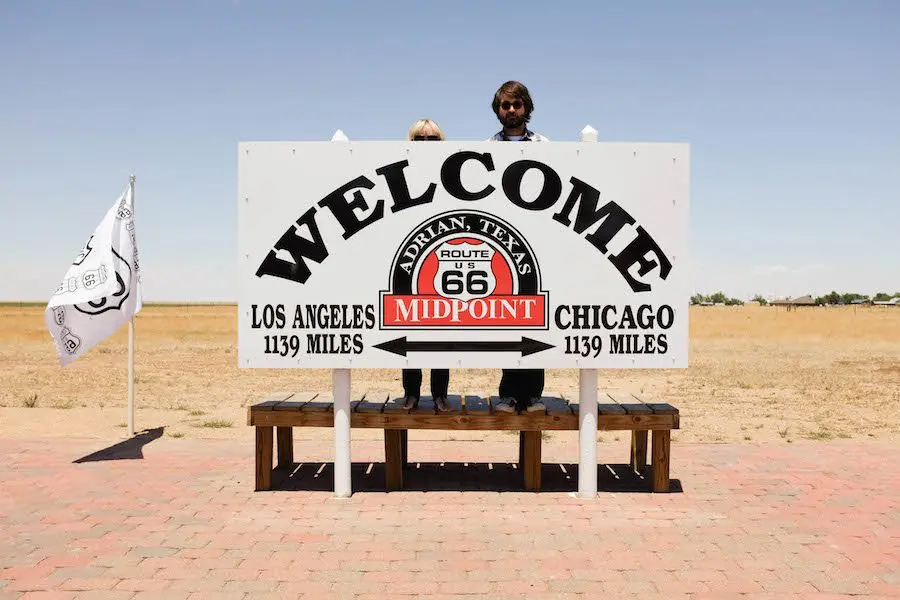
[238,141,689,369]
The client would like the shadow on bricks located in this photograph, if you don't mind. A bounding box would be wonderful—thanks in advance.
[270,460,684,493]
[72,426,165,463]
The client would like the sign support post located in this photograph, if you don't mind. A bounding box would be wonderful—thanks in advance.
[577,125,600,498]
[577,369,598,497]
[331,128,352,498]
[333,367,352,498]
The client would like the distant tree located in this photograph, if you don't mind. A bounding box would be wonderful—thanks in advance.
[840,292,870,304]
[708,291,728,304]
[873,292,894,302]
[751,294,768,306]
[690,293,705,306]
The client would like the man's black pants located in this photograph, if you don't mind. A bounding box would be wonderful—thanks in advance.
[498,368,545,401]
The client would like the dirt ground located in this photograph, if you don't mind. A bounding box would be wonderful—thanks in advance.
[1,303,898,445]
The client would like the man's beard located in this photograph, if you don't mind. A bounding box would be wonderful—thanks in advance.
[501,112,526,129]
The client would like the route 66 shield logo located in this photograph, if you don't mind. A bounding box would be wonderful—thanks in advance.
[433,240,497,302]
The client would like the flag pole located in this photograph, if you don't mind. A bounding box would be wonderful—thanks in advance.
[127,174,136,437]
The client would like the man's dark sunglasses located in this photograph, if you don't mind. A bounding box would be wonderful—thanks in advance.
[413,135,442,141]
[500,100,523,110]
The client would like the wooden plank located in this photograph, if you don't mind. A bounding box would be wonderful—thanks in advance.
[355,390,388,414]
[351,412,579,431]
[632,393,679,414]
[463,394,490,414]
[568,390,626,416]
[252,409,675,431]
[383,394,410,414]
[274,391,320,411]
[248,392,296,423]
[598,414,677,430]
[409,395,435,414]
[300,391,334,412]
[276,427,293,470]
[251,411,334,428]
[253,391,296,409]
[521,430,542,491]
[607,391,652,415]
[597,401,626,415]
[384,430,404,491]
[632,393,681,428]
[254,426,273,491]
[652,429,671,492]
[542,395,572,416]
[443,394,463,414]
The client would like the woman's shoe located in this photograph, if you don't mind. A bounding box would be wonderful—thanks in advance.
[435,396,449,412]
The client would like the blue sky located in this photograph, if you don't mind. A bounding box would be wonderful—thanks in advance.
[1,0,897,302]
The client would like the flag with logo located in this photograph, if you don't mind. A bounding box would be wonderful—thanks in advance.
[46,185,143,366]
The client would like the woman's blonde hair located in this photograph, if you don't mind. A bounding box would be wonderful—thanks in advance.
[407,118,444,141]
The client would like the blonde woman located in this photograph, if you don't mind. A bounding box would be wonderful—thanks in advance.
[407,118,445,141]
[401,119,449,412]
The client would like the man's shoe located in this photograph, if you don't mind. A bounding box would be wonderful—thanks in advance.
[435,396,449,412]
[525,398,546,412]
[493,397,516,413]
[401,396,418,410]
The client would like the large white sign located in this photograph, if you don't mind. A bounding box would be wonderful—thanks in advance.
[238,141,689,369]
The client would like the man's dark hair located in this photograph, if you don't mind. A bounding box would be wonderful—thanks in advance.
[491,80,534,123]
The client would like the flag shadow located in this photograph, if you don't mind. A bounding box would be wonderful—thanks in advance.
[271,461,683,494]
[73,426,165,463]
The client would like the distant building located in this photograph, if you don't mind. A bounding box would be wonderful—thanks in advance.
[770,294,816,307]
[873,297,900,306]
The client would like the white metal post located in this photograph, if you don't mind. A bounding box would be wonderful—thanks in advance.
[577,369,598,498]
[333,368,352,498]
[330,129,352,498]
[577,125,599,497]
[127,174,136,437]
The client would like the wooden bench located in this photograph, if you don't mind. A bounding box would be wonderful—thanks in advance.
[248,391,679,494]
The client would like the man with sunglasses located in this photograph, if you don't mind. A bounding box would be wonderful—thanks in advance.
[487,81,548,414]
[488,80,549,142]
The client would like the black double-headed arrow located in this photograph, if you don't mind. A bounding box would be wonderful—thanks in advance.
[373,336,554,357]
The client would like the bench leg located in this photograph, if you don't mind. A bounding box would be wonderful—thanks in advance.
[400,429,408,468]
[384,429,404,492]
[518,431,526,466]
[630,430,648,473]
[276,427,293,471]
[255,426,273,491]
[651,430,671,493]
[521,431,542,491]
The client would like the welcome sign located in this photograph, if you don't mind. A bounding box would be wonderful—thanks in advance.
[238,141,689,369]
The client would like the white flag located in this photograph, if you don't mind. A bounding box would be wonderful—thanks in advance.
[45,185,143,366]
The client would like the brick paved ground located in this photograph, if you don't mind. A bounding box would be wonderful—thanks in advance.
[0,432,898,599]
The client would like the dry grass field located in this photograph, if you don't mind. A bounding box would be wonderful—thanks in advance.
[1,303,898,445]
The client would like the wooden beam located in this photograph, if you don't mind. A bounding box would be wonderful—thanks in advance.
[521,430,542,491]
[255,426,273,492]
[652,429,671,492]
[384,429,404,492]
[276,427,293,471]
